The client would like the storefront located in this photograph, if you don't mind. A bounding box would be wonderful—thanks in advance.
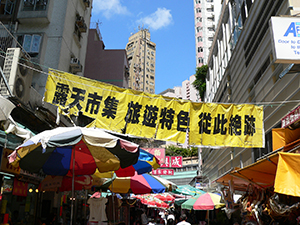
[0,143,45,224]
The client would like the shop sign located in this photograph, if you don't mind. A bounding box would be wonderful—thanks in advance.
[161,156,182,168]
[1,148,20,175]
[44,70,264,148]
[143,148,165,164]
[270,16,300,63]
[281,105,300,128]
[152,169,174,175]
[12,178,28,197]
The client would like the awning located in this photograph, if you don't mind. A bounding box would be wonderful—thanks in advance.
[215,153,279,191]
[216,127,300,196]
[274,152,300,197]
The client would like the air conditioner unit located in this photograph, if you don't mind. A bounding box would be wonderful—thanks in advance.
[70,58,82,73]
[0,48,33,104]
[71,57,80,65]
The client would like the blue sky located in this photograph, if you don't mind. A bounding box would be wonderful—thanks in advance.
[91,0,197,95]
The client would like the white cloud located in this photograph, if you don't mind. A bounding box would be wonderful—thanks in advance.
[93,0,130,19]
[137,8,173,31]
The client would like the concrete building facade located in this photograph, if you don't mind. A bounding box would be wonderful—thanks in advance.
[0,0,92,97]
[84,28,129,89]
[202,0,300,189]
[126,28,156,94]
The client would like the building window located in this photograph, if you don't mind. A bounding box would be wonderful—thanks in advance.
[208,16,214,21]
[196,17,202,23]
[198,47,203,52]
[23,0,47,11]
[195,0,201,3]
[0,0,16,15]
[197,26,202,32]
[207,6,214,12]
[197,36,203,42]
[198,57,204,64]
[17,34,42,55]
[196,8,201,13]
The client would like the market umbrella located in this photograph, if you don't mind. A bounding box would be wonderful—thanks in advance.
[153,175,177,191]
[108,172,167,194]
[115,148,160,177]
[39,175,93,192]
[152,192,175,202]
[181,192,225,210]
[8,126,140,176]
[0,95,15,121]
[8,126,140,225]
[173,185,206,196]
[133,194,170,209]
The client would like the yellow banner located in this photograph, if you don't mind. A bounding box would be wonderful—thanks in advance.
[44,69,264,148]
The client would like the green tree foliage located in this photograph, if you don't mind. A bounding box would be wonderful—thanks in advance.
[193,65,208,100]
[165,145,198,157]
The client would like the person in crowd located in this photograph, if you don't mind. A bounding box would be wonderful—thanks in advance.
[176,214,191,225]
[148,218,155,225]
[167,213,175,225]
[141,209,148,225]
[156,218,163,225]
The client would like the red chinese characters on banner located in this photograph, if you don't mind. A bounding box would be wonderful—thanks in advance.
[282,105,300,128]
[160,156,182,168]
[170,156,183,168]
[143,148,165,165]
[152,169,174,176]
[161,156,170,168]
[13,178,28,197]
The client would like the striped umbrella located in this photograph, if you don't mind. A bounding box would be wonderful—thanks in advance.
[181,192,225,210]
[109,172,167,194]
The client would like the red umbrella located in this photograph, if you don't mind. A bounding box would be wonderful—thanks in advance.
[133,194,170,209]
[39,175,93,192]
[154,193,175,202]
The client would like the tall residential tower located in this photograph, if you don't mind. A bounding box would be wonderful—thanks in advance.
[194,0,221,67]
[126,28,156,94]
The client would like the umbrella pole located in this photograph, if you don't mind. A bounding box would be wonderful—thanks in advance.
[111,171,116,225]
[84,189,87,225]
[207,210,209,225]
[70,149,75,225]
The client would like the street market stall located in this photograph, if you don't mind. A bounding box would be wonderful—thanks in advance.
[214,126,300,224]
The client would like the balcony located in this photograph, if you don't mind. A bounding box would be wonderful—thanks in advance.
[75,15,87,33]
[18,0,51,24]
[83,0,90,7]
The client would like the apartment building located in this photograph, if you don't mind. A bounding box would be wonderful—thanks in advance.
[202,0,300,189]
[0,0,92,98]
[126,28,156,94]
[84,26,129,89]
[194,0,221,67]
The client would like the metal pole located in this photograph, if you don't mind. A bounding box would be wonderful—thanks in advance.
[111,171,115,225]
[84,189,88,225]
[70,149,75,225]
